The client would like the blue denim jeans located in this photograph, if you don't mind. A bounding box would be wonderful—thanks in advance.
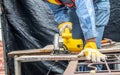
[46,0,110,70]
[46,0,110,48]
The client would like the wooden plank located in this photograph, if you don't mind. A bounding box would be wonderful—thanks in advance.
[16,55,85,62]
[9,47,120,58]
[101,41,116,48]
[63,61,78,75]
[8,45,53,58]
[8,43,120,58]
[100,48,120,54]
[102,42,120,49]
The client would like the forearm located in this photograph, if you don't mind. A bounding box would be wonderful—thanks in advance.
[94,0,110,48]
[75,0,97,40]
[46,2,70,24]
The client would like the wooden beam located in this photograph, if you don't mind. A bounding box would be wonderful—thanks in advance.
[16,55,85,62]
[8,48,120,58]
[8,43,120,58]
[8,45,53,58]
[63,61,78,75]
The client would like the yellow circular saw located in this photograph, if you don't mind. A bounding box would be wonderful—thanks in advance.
[53,22,83,53]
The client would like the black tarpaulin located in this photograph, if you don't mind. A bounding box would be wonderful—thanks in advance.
[2,0,67,75]
[1,0,120,75]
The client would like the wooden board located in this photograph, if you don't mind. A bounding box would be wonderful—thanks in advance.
[8,43,120,58]
[8,45,53,57]
[63,61,78,75]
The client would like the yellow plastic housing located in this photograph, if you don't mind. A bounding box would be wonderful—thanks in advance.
[63,38,83,52]
[59,22,83,52]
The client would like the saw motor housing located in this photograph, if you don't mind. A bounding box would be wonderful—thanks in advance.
[53,22,83,53]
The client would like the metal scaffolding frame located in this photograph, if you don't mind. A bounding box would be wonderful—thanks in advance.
[13,49,120,75]
[8,42,120,75]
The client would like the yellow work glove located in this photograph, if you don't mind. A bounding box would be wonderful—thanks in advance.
[58,22,72,30]
[78,42,106,62]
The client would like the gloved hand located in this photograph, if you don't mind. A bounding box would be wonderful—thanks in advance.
[58,22,72,30]
[78,42,106,62]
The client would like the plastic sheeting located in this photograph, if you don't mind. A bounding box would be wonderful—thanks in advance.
[2,0,67,75]
[1,0,120,75]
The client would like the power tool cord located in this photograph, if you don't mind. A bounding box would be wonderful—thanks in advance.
[46,62,56,75]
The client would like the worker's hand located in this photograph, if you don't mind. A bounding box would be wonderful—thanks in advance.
[58,22,72,30]
[78,48,106,62]
[78,42,107,62]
